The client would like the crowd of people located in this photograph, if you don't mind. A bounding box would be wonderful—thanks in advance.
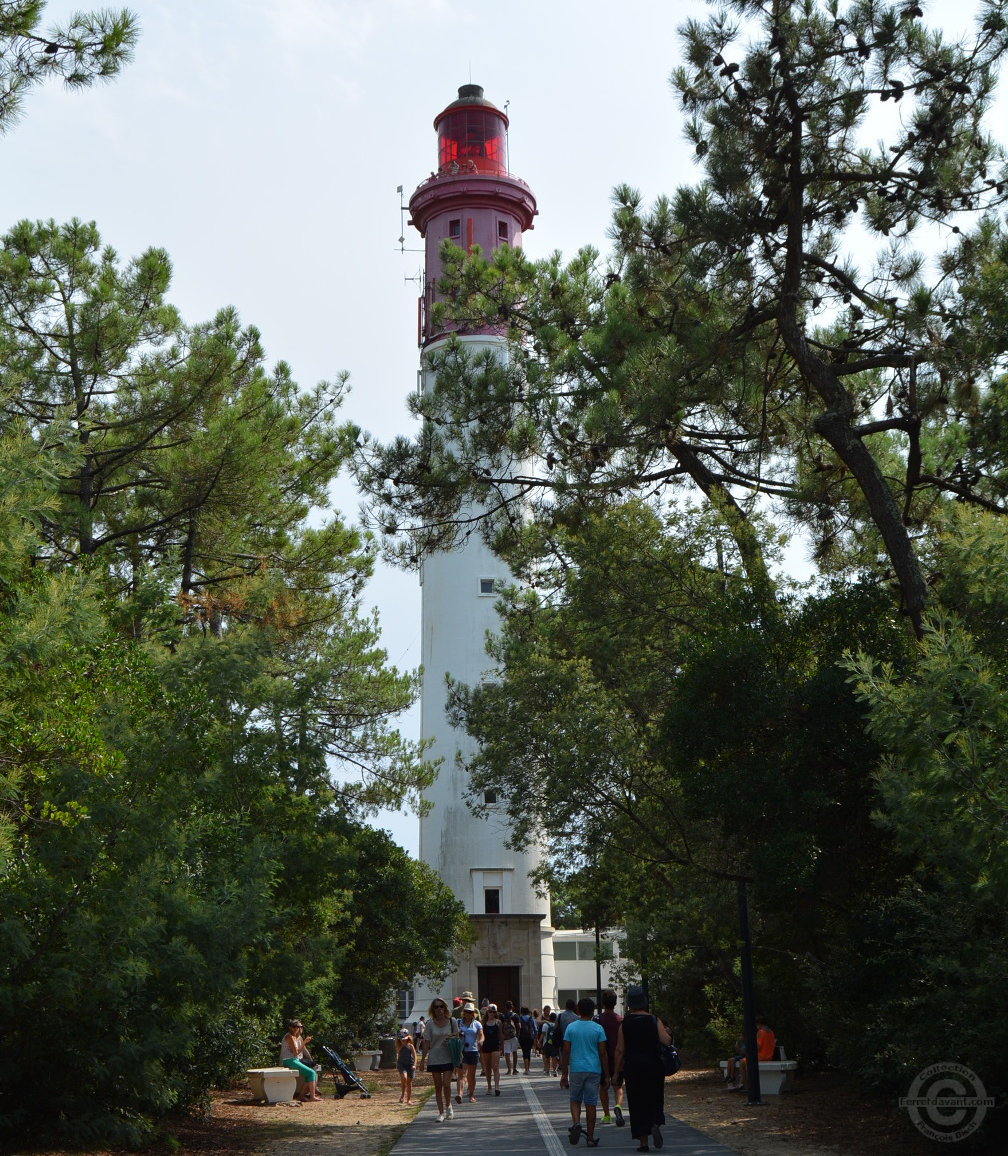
[407,985,677,1150]
[286,994,775,1150]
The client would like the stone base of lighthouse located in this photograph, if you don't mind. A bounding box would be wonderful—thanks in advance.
[453,914,550,1011]
[411,913,556,1017]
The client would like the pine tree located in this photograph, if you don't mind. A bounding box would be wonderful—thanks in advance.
[0,3,137,132]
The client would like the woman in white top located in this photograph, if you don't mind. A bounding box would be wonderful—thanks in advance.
[421,998,458,1122]
[279,1019,320,1101]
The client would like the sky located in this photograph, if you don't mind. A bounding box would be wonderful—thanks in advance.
[1,0,995,855]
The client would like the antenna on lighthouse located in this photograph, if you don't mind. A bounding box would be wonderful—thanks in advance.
[397,183,423,261]
[398,184,424,297]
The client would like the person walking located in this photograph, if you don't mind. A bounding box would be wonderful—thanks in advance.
[559,997,609,1148]
[421,998,458,1122]
[481,1004,503,1094]
[457,1001,484,1103]
[555,997,578,1057]
[499,1000,520,1074]
[612,985,673,1152]
[396,1028,417,1105]
[598,987,625,1126]
[414,1016,426,1070]
[542,1011,560,1075]
[517,1005,537,1074]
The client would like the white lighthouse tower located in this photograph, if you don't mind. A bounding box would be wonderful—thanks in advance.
[408,85,555,1012]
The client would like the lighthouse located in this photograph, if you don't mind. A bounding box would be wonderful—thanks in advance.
[408,85,556,1012]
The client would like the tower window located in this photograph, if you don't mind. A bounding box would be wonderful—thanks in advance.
[484,790,497,805]
[497,220,509,242]
[484,888,501,914]
[449,218,461,239]
[397,987,415,1020]
[479,578,495,596]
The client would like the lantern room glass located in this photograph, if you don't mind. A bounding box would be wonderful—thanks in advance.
[438,109,506,175]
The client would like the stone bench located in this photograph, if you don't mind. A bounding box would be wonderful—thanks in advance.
[247,1066,298,1103]
[719,1046,798,1095]
[350,1050,382,1072]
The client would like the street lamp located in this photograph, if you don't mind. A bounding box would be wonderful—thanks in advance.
[737,878,762,1105]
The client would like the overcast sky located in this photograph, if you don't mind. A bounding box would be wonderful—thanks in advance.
[2,0,995,855]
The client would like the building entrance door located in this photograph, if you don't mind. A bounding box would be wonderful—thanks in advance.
[477,965,520,1010]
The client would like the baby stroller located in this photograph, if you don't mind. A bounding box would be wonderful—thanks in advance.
[320,1045,372,1098]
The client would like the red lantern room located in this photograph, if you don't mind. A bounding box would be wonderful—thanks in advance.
[436,84,508,176]
[409,84,537,347]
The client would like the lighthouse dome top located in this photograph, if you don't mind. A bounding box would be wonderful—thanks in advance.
[434,84,508,177]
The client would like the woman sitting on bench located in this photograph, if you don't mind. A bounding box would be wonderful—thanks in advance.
[280,1019,321,1101]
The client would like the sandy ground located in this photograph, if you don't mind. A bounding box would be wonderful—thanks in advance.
[664,1066,935,1155]
[22,1062,943,1156]
[160,1062,939,1156]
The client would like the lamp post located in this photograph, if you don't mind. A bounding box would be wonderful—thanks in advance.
[737,878,762,1105]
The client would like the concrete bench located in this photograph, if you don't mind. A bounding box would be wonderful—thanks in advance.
[719,1046,798,1095]
[247,1066,298,1103]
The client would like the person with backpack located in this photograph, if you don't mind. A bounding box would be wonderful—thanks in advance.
[517,1005,537,1074]
[499,999,520,1074]
[556,997,578,1043]
[541,1011,560,1075]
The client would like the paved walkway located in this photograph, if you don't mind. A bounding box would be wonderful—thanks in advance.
[388,1069,740,1156]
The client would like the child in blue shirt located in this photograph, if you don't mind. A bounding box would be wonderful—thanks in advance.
[560,997,610,1147]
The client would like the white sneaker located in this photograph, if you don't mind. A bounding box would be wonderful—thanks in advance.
[447,1104,454,1119]
[437,1113,445,1122]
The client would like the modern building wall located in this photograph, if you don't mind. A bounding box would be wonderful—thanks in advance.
[552,929,632,1014]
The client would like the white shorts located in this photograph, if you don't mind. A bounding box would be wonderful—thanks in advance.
[502,1037,518,1055]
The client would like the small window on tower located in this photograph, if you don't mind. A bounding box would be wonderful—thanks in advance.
[484,888,501,914]
[479,578,495,596]
[498,220,509,242]
[484,790,497,805]
[449,218,461,239]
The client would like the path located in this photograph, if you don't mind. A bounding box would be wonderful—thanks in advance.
[389,1069,740,1156]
